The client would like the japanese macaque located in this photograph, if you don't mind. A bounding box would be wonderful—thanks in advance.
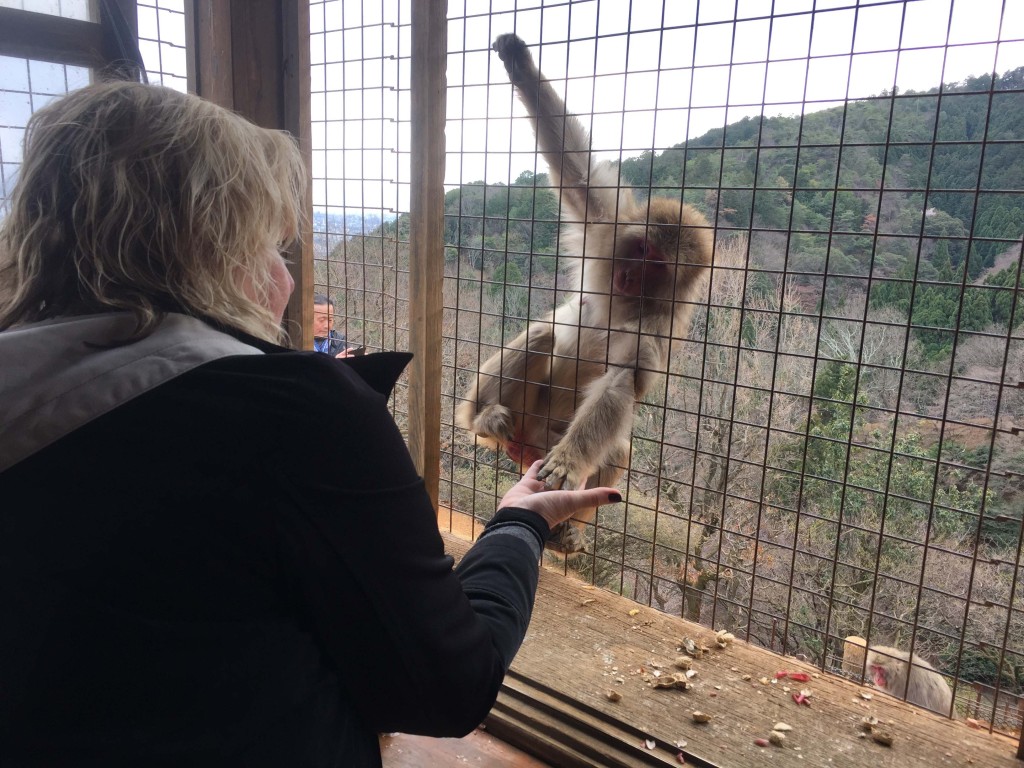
[843,638,954,715]
[456,34,713,552]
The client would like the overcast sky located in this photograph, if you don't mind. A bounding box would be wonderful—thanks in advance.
[2,0,1021,215]
[310,0,1024,212]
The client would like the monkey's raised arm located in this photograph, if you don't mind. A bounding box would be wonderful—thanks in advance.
[492,33,617,223]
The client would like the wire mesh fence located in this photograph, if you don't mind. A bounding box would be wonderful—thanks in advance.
[310,0,412,418]
[431,0,1023,734]
[0,0,186,214]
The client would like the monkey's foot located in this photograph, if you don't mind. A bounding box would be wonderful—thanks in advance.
[472,404,516,446]
[546,522,587,554]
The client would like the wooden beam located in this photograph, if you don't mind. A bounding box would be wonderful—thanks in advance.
[407,1,448,507]
[0,8,107,70]
[186,0,312,350]
[280,0,313,352]
[185,0,234,107]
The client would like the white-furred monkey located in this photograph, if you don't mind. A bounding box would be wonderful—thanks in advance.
[456,34,713,552]
[866,645,954,715]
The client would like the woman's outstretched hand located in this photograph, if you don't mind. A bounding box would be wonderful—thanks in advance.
[498,460,622,530]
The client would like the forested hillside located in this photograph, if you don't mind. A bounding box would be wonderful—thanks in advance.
[325,68,1024,700]
[437,67,1023,357]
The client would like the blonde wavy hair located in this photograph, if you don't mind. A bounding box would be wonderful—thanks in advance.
[0,80,307,343]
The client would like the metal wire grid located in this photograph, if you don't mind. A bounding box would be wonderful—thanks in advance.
[438,0,1024,732]
[310,0,410,415]
[0,1,186,215]
[136,0,187,90]
[0,56,89,214]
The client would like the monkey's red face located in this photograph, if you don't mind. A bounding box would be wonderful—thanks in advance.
[613,236,671,297]
[870,664,888,688]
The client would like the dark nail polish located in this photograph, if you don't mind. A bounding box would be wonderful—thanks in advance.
[608,492,622,503]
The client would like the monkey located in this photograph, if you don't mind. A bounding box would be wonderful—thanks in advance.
[865,645,954,715]
[842,636,953,715]
[456,34,713,552]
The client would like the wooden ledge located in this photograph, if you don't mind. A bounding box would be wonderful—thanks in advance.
[442,531,1021,768]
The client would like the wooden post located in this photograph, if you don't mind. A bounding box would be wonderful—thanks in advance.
[407,1,447,506]
[185,0,312,350]
[1017,696,1023,760]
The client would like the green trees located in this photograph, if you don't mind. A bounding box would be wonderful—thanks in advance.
[327,65,1024,705]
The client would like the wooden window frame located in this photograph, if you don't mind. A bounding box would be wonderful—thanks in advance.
[0,1,139,74]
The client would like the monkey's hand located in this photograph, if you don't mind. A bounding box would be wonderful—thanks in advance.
[536,443,591,491]
[492,33,537,87]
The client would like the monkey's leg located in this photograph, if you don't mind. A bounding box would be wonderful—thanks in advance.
[456,319,554,449]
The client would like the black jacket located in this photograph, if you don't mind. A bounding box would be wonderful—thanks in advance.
[0,316,549,767]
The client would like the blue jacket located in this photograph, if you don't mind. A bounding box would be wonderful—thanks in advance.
[314,329,347,355]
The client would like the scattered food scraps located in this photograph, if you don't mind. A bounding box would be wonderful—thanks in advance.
[691,711,712,724]
[769,731,786,747]
[871,730,894,747]
[645,738,656,750]
[859,716,878,732]
[605,690,622,702]
[628,608,641,616]
[755,738,770,747]
[652,675,692,691]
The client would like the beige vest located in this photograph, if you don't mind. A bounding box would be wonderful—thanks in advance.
[0,313,262,472]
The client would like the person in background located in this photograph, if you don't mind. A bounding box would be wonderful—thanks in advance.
[313,292,351,356]
[0,80,620,768]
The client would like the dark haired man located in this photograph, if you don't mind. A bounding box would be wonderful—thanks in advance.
[313,293,350,357]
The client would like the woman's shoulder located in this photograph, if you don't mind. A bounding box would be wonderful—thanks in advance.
[203,349,410,396]
[167,349,412,427]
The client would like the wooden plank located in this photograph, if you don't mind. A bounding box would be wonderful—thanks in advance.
[186,0,311,350]
[0,8,106,70]
[280,0,313,351]
[228,0,283,128]
[442,532,1023,767]
[407,1,447,507]
[186,0,234,108]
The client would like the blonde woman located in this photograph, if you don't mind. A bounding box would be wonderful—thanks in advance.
[0,82,619,767]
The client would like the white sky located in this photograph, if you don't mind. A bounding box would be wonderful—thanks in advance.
[309,0,1024,212]
[2,0,1022,214]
